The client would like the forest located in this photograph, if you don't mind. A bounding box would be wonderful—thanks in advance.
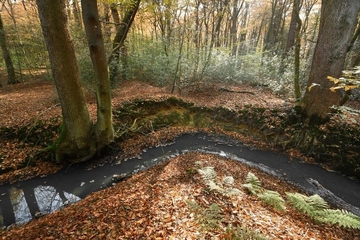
[0,0,360,238]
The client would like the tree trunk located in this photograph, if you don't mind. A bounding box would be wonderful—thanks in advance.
[238,1,249,55]
[264,0,283,52]
[284,0,302,53]
[72,0,82,28]
[302,0,360,121]
[110,4,120,25]
[81,0,114,150]
[108,0,140,85]
[293,0,302,101]
[36,0,95,163]
[229,0,243,56]
[0,13,18,84]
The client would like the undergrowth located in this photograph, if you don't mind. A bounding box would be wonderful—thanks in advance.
[188,162,360,239]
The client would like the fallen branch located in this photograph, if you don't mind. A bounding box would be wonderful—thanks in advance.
[219,87,256,95]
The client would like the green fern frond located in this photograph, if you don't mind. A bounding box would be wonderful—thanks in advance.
[318,209,360,229]
[187,201,224,231]
[286,192,318,218]
[258,190,286,212]
[243,172,261,195]
[286,193,332,219]
[224,224,268,240]
[245,172,261,187]
[287,192,360,229]
[308,194,329,210]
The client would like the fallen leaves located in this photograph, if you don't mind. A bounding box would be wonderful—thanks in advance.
[2,153,360,239]
[1,80,360,239]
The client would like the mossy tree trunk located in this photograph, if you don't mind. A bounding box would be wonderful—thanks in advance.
[0,13,18,85]
[81,0,114,150]
[37,0,95,163]
[108,0,140,85]
[302,0,360,121]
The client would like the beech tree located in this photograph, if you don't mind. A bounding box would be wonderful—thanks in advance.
[302,0,360,121]
[0,13,17,84]
[108,0,140,84]
[81,0,114,151]
[36,0,113,163]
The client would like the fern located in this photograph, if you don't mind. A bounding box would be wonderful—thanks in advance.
[258,190,286,212]
[222,176,235,186]
[318,209,360,229]
[207,180,223,192]
[198,166,217,182]
[197,163,243,197]
[186,201,223,231]
[224,224,268,240]
[242,172,261,195]
[195,161,204,169]
[307,194,329,210]
[286,193,329,219]
[286,192,318,218]
[286,192,360,229]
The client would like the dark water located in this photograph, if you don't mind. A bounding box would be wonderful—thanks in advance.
[1,132,359,227]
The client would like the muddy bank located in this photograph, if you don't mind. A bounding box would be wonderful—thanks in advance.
[1,97,359,180]
[113,97,360,178]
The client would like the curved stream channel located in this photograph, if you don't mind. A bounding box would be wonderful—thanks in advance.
[1,132,360,228]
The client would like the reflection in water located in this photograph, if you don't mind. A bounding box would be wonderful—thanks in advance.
[6,186,81,227]
[35,186,81,214]
[10,188,32,225]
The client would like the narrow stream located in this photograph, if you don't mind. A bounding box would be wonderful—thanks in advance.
[1,132,359,228]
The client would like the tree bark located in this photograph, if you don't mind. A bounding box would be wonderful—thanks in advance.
[302,0,360,121]
[36,0,94,163]
[284,0,302,53]
[264,0,285,53]
[293,0,302,101]
[229,0,243,56]
[0,13,18,84]
[108,0,140,85]
[81,0,114,150]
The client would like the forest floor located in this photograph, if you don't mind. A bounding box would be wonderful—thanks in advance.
[0,79,359,239]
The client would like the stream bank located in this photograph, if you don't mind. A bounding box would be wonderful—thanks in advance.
[113,97,360,178]
[0,132,359,228]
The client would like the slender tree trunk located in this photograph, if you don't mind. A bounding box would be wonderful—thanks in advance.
[293,0,302,101]
[110,3,120,24]
[36,0,94,163]
[239,1,249,55]
[264,0,286,53]
[101,3,112,43]
[192,0,202,81]
[108,0,140,85]
[81,0,114,150]
[230,0,242,56]
[0,13,18,84]
[73,0,82,28]
[284,0,302,53]
[213,0,229,48]
[302,0,360,121]
[264,0,278,52]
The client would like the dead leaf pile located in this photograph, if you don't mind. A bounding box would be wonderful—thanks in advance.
[1,153,358,239]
